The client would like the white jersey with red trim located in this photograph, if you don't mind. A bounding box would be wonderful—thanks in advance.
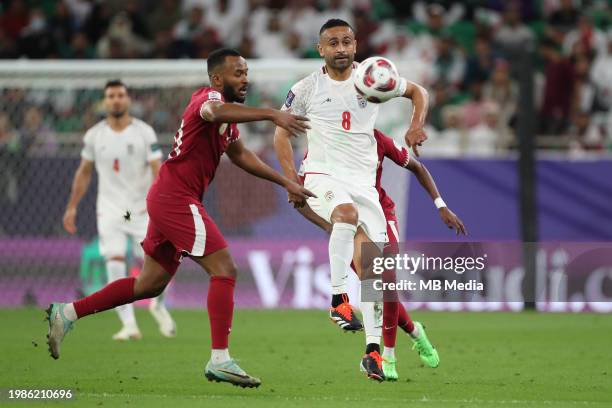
[282,64,385,187]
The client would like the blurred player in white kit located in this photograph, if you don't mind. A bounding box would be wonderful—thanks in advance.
[62,80,176,340]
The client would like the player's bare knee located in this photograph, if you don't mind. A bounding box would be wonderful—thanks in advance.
[133,273,167,299]
[214,261,238,279]
[331,204,358,225]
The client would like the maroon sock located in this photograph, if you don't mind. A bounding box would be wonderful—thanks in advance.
[397,302,415,334]
[207,276,235,349]
[382,301,399,348]
[73,277,136,318]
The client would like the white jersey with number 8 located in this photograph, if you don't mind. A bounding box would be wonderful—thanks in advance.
[282,64,405,187]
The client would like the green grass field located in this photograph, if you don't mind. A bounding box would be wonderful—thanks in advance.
[1,308,611,407]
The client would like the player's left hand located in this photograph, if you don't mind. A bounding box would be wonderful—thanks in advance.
[404,127,427,157]
[439,207,467,236]
[286,181,316,208]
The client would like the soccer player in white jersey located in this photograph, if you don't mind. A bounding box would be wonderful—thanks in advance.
[274,19,429,381]
[62,80,176,341]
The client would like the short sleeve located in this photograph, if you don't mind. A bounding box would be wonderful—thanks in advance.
[199,89,225,120]
[143,124,163,161]
[228,123,241,144]
[375,129,410,167]
[80,129,95,162]
[280,74,315,116]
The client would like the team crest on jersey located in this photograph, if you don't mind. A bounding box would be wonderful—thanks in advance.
[208,91,222,101]
[356,94,367,108]
[324,190,335,201]
[284,90,295,108]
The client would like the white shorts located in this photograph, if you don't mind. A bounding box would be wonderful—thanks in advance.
[304,174,388,243]
[97,210,148,259]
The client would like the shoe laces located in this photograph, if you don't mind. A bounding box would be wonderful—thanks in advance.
[412,337,431,356]
[335,302,354,321]
[369,351,383,369]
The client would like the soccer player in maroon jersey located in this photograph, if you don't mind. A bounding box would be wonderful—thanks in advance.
[46,48,314,388]
[296,129,466,381]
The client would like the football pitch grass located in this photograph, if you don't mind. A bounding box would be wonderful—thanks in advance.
[1,308,611,407]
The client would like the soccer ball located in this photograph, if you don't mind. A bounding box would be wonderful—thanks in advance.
[354,56,402,103]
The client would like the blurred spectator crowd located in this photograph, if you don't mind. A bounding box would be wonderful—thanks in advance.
[1,0,612,158]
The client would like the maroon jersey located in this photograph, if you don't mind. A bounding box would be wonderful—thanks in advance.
[373,129,410,218]
[148,87,240,202]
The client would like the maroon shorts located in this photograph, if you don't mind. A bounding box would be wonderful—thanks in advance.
[142,198,228,275]
[385,212,400,252]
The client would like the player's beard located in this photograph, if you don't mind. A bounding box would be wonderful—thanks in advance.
[223,84,246,104]
[109,109,127,118]
[327,53,353,72]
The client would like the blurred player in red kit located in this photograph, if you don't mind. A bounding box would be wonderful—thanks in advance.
[296,129,466,380]
[46,48,313,388]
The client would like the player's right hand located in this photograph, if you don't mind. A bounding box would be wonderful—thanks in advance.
[63,207,77,234]
[404,126,427,157]
[273,111,310,136]
[286,181,316,208]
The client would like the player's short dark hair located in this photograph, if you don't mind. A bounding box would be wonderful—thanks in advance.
[104,79,128,93]
[207,48,242,76]
[319,19,354,36]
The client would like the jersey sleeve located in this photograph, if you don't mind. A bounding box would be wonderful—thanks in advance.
[80,129,95,162]
[374,129,410,167]
[198,89,224,120]
[228,123,240,144]
[280,74,315,116]
[143,124,163,161]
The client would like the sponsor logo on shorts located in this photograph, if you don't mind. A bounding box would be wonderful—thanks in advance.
[324,190,335,201]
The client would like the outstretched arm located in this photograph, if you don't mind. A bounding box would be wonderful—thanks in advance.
[201,101,309,136]
[296,204,332,234]
[63,159,94,234]
[400,79,429,157]
[273,126,299,183]
[226,139,315,207]
[375,130,465,235]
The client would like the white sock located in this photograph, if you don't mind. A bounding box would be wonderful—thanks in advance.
[360,281,382,345]
[383,347,395,360]
[63,303,78,321]
[106,260,137,327]
[329,222,357,295]
[409,324,420,339]
[211,348,231,364]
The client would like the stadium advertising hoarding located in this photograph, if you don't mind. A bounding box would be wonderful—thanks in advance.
[2,238,611,313]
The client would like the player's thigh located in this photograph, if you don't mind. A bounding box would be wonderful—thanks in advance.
[98,216,128,260]
[191,248,237,278]
[141,205,184,276]
[133,254,173,299]
[353,187,388,245]
[352,226,370,280]
[304,174,354,223]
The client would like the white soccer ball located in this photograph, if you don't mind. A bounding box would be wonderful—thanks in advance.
[354,56,402,103]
